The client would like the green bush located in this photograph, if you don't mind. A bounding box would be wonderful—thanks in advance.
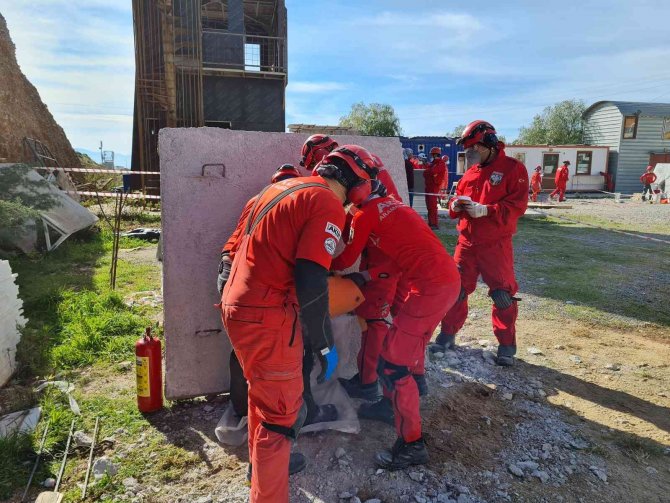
[51,290,149,368]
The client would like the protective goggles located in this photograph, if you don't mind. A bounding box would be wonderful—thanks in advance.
[456,123,494,145]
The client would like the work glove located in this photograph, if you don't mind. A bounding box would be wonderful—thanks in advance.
[343,271,371,289]
[464,202,488,218]
[217,253,232,295]
[317,345,339,384]
[449,198,463,212]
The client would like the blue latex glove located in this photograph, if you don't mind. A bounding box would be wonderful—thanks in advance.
[317,346,339,384]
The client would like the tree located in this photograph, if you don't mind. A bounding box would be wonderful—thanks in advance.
[339,102,402,137]
[514,100,587,145]
[446,125,466,138]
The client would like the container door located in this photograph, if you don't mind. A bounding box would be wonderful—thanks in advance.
[541,153,560,189]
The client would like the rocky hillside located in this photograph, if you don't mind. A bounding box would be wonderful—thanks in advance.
[0,13,81,169]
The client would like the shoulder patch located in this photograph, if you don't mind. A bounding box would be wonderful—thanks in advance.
[324,237,337,256]
[325,222,342,241]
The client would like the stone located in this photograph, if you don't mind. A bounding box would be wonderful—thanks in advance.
[569,355,582,364]
[437,495,454,503]
[339,491,353,499]
[93,457,118,479]
[565,300,575,305]
[542,443,552,452]
[589,466,608,482]
[203,405,214,413]
[604,363,621,371]
[517,461,539,471]
[532,470,550,483]
[508,464,524,477]
[375,468,385,475]
[502,392,514,401]
[433,352,445,359]
[646,466,658,475]
[569,438,590,450]
[117,361,133,371]
[364,500,382,503]
[42,478,56,488]
[351,498,362,503]
[193,497,213,503]
[335,447,347,459]
[527,347,543,355]
[409,471,424,482]
[536,389,547,398]
[478,340,489,347]
[414,495,427,503]
[73,430,93,448]
[123,477,139,489]
[554,344,565,350]
[457,495,473,503]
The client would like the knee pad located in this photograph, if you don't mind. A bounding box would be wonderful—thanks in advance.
[261,401,308,440]
[377,357,411,391]
[490,289,517,310]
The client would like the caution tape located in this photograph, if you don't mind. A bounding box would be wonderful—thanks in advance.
[68,190,161,200]
[40,166,160,175]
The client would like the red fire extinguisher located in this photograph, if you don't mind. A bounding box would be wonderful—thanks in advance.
[136,326,163,413]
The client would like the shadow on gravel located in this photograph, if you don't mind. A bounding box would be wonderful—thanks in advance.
[515,217,670,327]
[517,359,670,434]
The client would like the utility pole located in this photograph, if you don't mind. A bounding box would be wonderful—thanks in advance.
[99,140,104,163]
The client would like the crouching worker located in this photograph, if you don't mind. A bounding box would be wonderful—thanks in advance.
[328,145,461,470]
[220,159,371,501]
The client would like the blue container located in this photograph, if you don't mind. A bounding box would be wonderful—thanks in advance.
[122,173,132,193]
[400,136,463,184]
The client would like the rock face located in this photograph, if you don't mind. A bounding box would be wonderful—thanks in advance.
[0,14,81,169]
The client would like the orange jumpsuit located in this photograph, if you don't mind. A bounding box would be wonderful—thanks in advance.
[530,172,542,202]
[222,177,344,502]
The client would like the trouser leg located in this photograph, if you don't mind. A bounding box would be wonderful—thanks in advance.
[358,321,390,384]
[439,241,478,338]
[230,350,248,417]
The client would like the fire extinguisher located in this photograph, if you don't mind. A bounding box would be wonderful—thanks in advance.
[136,326,163,413]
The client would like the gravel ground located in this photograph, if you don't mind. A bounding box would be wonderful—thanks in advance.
[543,197,670,235]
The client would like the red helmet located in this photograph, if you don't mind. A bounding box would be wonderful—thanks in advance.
[370,153,384,170]
[456,120,498,149]
[271,163,301,184]
[319,145,374,205]
[430,146,442,156]
[535,165,542,172]
[646,165,654,171]
[300,134,338,170]
[441,155,449,164]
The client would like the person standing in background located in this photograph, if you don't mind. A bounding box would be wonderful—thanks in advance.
[404,148,415,207]
[550,160,570,202]
[530,165,542,202]
[640,165,657,201]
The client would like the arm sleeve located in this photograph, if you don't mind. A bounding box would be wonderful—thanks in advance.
[448,178,465,220]
[295,193,345,269]
[222,197,256,258]
[486,162,529,223]
[330,207,377,271]
[295,258,333,353]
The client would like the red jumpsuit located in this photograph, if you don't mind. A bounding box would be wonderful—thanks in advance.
[550,164,569,201]
[424,158,447,227]
[530,172,542,202]
[440,150,528,349]
[640,171,657,200]
[337,168,401,385]
[332,197,460,443]
[222,177,344,503]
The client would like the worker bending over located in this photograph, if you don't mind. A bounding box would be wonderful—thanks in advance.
[330,149,460,469]
[424,147,447,229]
[220,155,373,501]
[640,165,657,201]
[300,134,339,174]
[430,120,528,366]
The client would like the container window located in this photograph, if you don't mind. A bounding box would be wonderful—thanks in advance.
[576,151,592,175]
[622,116,638,139]
[244,43,261,71]
[513,152,526,165]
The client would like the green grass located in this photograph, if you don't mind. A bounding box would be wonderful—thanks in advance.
[0,433,35,499]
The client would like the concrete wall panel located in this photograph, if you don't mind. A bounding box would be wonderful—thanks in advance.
[159,128,405,399]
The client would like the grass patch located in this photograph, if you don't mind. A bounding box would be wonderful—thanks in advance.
[610,430,666,462]
[52,290,150,368]
[0,433,35,499]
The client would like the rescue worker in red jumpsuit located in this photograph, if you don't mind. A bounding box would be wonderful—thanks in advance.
[550,160,570,202]
[330,157,461,469]
[428,120,528,366]
[300,134,339,173]
[424,147,447,229]
[640,165,657,201]
[404,149,416,207]
[220,154,373,501]
[338,152,406,402]
[219,163,338,428]
[530,165,543,202]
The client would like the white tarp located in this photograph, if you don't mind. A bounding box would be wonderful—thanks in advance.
[0,164,98,253]
[0,260,26,386]
[653,163,670,193]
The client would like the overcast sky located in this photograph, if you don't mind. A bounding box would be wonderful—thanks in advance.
[2,0,669,157]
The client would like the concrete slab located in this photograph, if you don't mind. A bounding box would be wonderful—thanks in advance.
[159,128,406,399]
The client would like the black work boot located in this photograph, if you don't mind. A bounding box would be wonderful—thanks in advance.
[496,344,517,367]
[412,374,428,397]
[304,404,338,426]
[247,452,307,481]
[358,397,395,426]
[375,437,429,470]
[338,374,382,401]
[428,333,456,354]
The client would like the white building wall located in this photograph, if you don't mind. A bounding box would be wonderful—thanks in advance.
[505,146,609,191]
[0,260,26,386]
